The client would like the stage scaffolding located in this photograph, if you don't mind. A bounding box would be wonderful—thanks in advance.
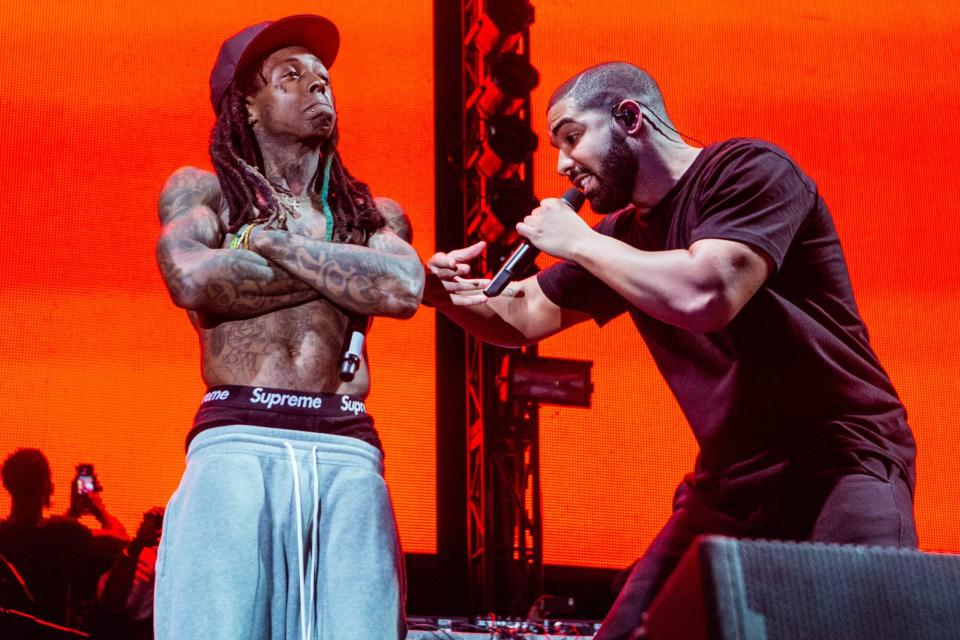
[456,0,542,616]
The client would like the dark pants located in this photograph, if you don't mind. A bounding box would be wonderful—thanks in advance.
[595,453,918,640]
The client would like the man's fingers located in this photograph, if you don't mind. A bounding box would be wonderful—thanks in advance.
[450,293,490,306]
[447,240,487,262]
[444,279,491,305]
[515,221,534,240]
[430,264,473,280]
[428,252,459,271]
[443,282,485,293]
[428,243,486,280]
[445,276,489,291]
[431,266,460,279]
[429,256,475,278]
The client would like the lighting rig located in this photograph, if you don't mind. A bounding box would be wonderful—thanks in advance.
[459,0,544,617]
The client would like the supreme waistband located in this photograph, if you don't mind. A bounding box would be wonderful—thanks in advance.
[186,385,380,451]
[199,385,368,417]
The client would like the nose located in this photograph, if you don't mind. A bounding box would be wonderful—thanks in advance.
[556,149,575,177]
[307,72,327,95]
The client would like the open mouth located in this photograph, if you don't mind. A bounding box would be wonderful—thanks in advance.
[575,173,595,194]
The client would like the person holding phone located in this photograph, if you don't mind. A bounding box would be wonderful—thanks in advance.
[0,448,128,628]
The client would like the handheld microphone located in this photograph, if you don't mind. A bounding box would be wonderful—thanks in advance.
[339,314,370,382]
[483,187,586,297]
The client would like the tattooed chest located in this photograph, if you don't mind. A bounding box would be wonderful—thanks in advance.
[220,202,328,246]
[199,300,347,389]
[283,202,328,240]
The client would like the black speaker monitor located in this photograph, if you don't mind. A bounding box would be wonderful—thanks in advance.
[645,536,960,640]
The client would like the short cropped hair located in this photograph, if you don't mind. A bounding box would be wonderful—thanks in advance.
[1,448,51,500]
[548,61,674,128]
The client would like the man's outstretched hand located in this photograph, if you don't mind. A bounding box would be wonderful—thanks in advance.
[424,241,491,308]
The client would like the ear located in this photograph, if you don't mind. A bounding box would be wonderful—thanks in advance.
[612,100,643,135]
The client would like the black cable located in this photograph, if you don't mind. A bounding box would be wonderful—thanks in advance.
[637,103,706,147]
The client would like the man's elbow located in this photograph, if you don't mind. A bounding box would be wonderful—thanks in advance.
[383,295,420,319]
[381,272,425,319]
[167,282,209,314]
[680,242,768,333]
[680,290,739,334]
[166,284,197,311]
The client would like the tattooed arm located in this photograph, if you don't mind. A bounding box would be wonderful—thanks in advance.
[156,166,319,319]
[250,197,425,318]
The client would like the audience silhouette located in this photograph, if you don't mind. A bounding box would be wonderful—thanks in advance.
[0,448,128,630]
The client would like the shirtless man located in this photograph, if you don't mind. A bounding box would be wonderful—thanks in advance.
[154,15,422,640]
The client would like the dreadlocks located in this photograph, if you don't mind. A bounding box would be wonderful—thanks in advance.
[209,79,384,244]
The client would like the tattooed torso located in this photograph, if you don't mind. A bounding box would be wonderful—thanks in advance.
[158,167,425,397]
[199,298,366,393]
[200,199,369,394]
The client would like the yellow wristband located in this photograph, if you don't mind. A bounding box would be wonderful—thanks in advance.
[231,224,255,251]
[241,224,258,250]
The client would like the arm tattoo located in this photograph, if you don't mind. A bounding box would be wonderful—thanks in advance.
[158,166,223,224]
[254,201,425,318]
[157,167,319,319]
[376,197,413,242]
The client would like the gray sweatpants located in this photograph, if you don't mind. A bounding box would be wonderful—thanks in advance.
[155,426,406,640]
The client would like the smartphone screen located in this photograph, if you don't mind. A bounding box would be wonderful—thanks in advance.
[76,475,95,494]
[75,464,96,495]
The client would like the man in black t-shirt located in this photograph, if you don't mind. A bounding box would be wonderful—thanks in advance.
[425,62,917,640]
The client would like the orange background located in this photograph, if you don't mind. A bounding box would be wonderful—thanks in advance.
[1,0,958,578]
[0,0,437,553]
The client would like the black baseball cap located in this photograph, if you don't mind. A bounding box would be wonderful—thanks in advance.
[209,14,340,112]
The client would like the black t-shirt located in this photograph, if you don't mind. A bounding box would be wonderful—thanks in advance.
[537,138,915,488]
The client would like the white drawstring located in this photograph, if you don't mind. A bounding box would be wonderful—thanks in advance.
[283,442,309,640]
[306,445,320,640]
[284,442,322,640]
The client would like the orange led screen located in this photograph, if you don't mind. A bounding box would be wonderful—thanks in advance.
[0,1,437,553]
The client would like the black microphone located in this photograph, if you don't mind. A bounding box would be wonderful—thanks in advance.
[483,187,586,297]
[339,314,370,382]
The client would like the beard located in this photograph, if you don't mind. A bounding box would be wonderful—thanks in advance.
[588,130,638,213]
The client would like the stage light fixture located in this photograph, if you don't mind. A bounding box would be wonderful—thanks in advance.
[468,52,539,117]
[507,356,594,408]
[489,176,538,229]
[467,207,509,245]
[468,115,538,178]
[466,0,535,55]
[465,177,539,246]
